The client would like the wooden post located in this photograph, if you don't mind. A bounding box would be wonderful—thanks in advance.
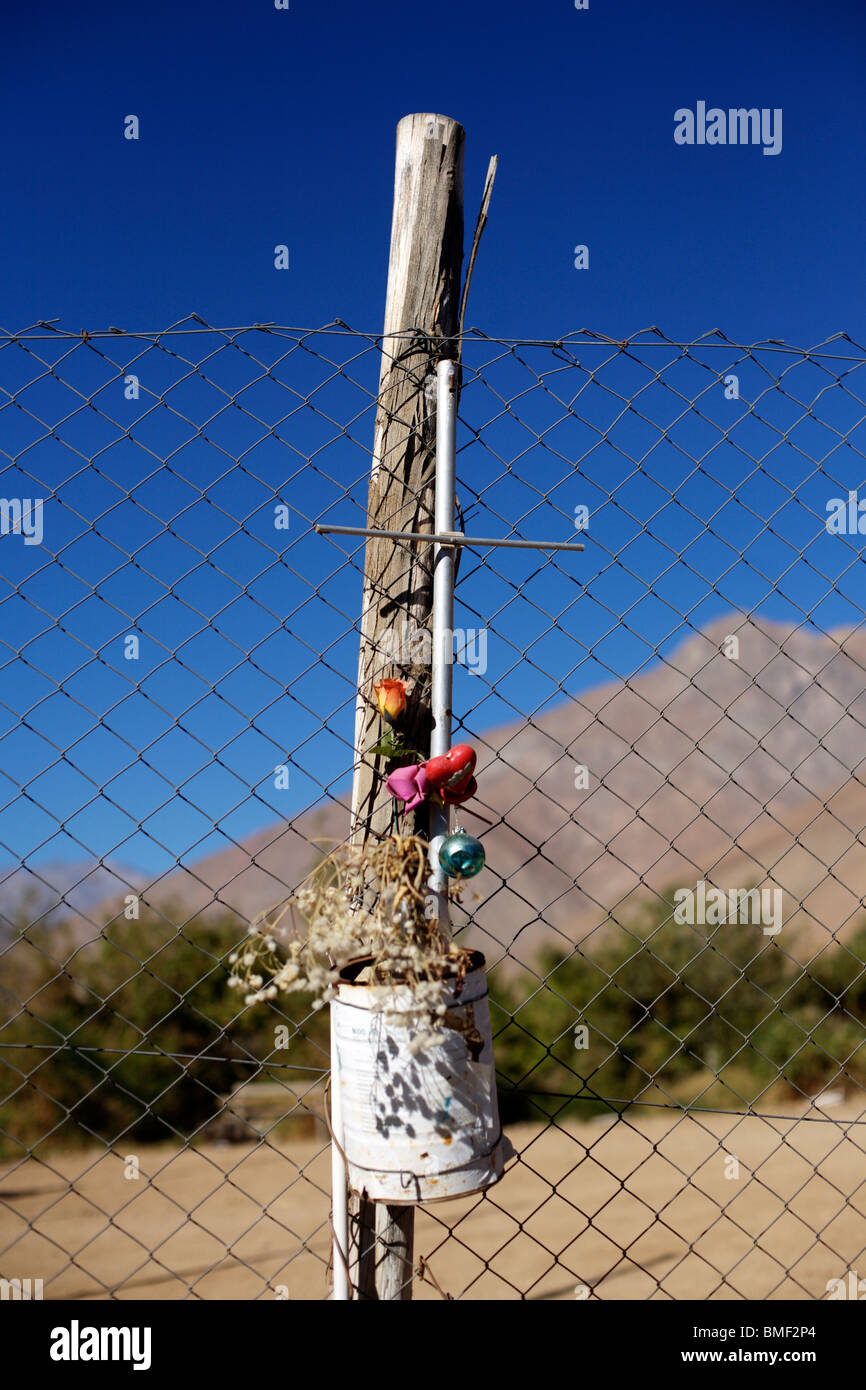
[347,112,465,1301]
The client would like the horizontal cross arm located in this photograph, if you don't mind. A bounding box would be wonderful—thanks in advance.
[315,524,584,552]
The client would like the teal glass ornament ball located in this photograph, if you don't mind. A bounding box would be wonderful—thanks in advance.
[439,832,485,879]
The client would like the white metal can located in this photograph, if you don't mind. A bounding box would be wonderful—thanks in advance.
[331,952,510,1203]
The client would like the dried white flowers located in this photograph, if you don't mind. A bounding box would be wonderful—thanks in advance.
[228,833,474,1051]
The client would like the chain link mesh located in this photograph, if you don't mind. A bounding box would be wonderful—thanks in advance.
[1,318,865,1299]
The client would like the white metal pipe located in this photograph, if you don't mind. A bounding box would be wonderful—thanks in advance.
[315,523,584,552]
[329,1009,350,1300]
[428,360,459,936]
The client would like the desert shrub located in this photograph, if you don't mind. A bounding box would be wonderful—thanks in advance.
[0,906,329,1158]
[490,894,866,1121]
[4,887,865,1153]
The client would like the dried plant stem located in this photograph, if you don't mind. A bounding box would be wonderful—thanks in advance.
[227,834,474,1050]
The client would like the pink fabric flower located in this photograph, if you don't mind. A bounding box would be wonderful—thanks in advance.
[386,762,429,811]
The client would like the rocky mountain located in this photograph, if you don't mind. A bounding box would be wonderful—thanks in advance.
[11,614,866,969]
[0,860,147,938]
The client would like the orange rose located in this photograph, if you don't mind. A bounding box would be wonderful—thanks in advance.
[374,678,407,724]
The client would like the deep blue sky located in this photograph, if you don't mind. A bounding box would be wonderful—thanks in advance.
[1,0,865,885]
[2,0,864,343]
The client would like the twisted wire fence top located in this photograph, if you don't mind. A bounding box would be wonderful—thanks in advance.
[1,317,866,1299]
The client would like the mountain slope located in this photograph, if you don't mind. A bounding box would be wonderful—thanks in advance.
[22,614,866,967]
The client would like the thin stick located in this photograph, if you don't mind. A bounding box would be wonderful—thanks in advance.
[458,155,498,340]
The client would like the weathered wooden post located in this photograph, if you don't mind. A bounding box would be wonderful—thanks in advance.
[346,112,465,1300]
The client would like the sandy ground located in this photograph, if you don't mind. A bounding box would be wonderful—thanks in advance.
[2,1101,865,1301]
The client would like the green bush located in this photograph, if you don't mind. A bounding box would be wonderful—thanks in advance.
[3,885,865,1155]
[0,906,329,1158]
[489,892,866,1122]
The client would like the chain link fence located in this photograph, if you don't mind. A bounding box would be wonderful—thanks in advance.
[1,318,865,1300]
